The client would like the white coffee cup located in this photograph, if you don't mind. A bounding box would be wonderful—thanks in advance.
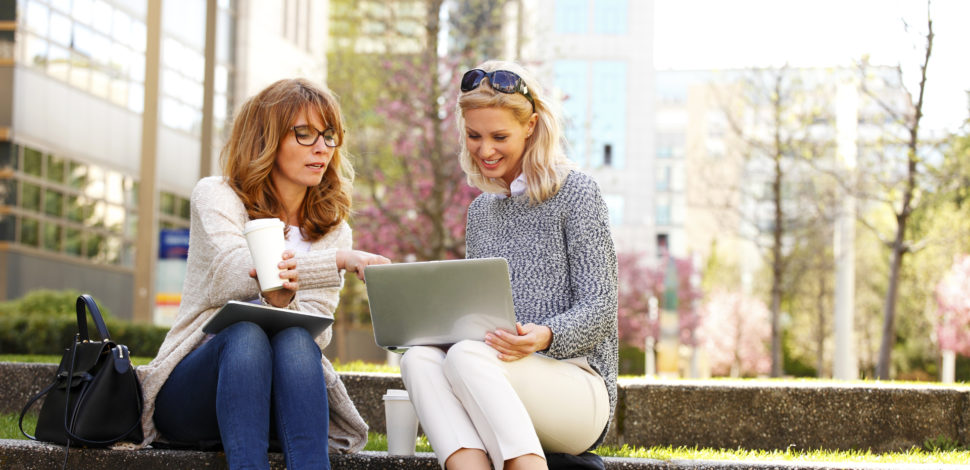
[383,389,419,456]
[243,218,286,292]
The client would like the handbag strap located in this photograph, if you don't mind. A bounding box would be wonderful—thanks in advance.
[18,379,58,440]
[76,294,111,342]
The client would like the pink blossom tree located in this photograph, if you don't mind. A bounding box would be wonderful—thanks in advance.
[617,252,703,350]
[700,291,772,377]
[935,255,970,356]
[617,253,664,348]
[329,0,510,262]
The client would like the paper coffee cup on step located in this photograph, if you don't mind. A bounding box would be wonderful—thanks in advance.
[243,218,286,292]
[383,389,419,456]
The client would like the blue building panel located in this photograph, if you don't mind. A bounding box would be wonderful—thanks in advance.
[554,60,589,167]
[591,61,627,169]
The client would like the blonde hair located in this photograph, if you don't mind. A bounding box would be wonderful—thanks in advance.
[220,78,354,241]
[457,60,574,204]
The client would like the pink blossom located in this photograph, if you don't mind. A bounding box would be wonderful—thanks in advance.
[935,255,970,356]
[699,291,771,377]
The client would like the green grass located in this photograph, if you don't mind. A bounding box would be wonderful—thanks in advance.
[1,354,154,366]
[592,444,970,465]
[1,411,36,440]
[363,431,433,452]
[330,359,400,374]
[4,415,968,464]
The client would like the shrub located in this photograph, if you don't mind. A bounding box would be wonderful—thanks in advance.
[0,289,167,357]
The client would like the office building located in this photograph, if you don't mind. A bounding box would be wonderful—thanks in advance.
[0,0,329,320]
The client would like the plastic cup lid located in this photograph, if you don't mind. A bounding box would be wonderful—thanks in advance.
[244,218,284,234]
[383,389,410,400]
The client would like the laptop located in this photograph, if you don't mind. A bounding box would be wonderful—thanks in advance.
[364,258,518,350]
[202,300,334,337]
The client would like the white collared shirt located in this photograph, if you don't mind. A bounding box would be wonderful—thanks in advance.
[497,173,527,199]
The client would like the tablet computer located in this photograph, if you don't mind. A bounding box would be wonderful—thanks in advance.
[201,300,334,338]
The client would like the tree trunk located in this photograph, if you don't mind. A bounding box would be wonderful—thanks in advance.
[875,10,930,380]
[876,232,906,379]
[816,271,826,378]
[770,76,785,378]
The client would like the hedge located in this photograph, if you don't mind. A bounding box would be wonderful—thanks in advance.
[0,289,168,357]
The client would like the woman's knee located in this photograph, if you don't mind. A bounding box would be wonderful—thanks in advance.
[442,340,495,380]
[272,327,321,356]
[220,321,271,357]
[400,346,445,378]
[270,327,323,377]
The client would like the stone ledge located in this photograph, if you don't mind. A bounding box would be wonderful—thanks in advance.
[1,439,965,470]
[4,362,969,453]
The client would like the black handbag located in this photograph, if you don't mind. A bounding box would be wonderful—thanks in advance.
[19,294,144,447]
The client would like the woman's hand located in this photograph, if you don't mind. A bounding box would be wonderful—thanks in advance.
[484,323,553,362]
[337,249,391,281]
[249,250,298,307]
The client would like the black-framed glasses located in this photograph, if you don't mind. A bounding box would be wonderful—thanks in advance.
[460,69,535,110]
[291,125,339,147]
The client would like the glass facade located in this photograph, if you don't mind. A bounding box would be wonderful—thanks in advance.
[5,0,232,266]
[590,60,626,168]
[17,0,233,137]
[553,60,588,166]
[554,0,586,34]
[554,60,627,169]
[555,0,629,35]
[593,0,627,34]
[0,143,189,266]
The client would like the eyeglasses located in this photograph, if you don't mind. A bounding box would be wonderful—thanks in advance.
[460,69,535,110]
[291,125,339,147]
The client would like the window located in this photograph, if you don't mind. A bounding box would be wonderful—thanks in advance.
[555,0,587,34]
[593,0,627,34]
[602,194,624,225]
[656,203,671,226]
[21,0,146,113]
[656,233,668,255]
[656,165,671,191]
[554,60,589,167]
[591,61,626,168]
[4,144,189,265]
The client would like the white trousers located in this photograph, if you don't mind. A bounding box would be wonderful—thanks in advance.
[400,340,609,470]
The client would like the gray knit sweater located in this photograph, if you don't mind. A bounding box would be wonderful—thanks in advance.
[465,170,619,447]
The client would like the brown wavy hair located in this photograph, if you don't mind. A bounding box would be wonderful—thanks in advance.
[220,78,353,242]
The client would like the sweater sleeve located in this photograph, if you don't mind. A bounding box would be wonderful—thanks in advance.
[544,177,618,360]
[191,178,264,307]
[287,222,350,319]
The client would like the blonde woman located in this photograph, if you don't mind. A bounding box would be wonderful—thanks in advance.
[400,61,618,470]
[136,78,389,469]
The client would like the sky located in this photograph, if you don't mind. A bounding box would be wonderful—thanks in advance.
[653,0,970,133]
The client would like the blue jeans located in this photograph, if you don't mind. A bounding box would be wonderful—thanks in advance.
[154,322,330,470]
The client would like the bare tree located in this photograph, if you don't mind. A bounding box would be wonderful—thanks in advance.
[855,5,935,379]
[703,67,836,377]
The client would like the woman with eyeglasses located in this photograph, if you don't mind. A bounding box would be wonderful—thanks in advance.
[135,78,389,469]
[400,61,618,470]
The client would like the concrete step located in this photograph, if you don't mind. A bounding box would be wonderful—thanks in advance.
[3,362,970,454]
[0,439,965,470]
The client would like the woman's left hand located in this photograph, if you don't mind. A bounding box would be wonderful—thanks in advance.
[249,250,298,307]
[484,322,553,362]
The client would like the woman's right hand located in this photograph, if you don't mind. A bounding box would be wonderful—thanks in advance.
[337,249,391,281]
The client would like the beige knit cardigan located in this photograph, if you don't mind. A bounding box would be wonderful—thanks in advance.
[132,176,368,452]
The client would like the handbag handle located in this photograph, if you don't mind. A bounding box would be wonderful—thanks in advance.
[76,294,111,342]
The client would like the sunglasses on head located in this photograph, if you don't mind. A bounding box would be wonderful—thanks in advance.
[460,69,535,111]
